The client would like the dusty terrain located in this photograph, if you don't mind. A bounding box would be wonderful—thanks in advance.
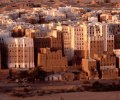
[1,91,120,100]
[0,70,120,100]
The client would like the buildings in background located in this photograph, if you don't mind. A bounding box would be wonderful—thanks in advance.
[0,6,120,80]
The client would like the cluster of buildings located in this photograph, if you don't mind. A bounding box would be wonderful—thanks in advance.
[0,6,120,81]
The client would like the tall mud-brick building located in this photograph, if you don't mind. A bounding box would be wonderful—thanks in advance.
[5,37,35,70]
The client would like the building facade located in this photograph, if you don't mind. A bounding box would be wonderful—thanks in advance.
[61,24,88,61]
[34,31,64,66]
[5,37,34,70]
[38,48,67,72]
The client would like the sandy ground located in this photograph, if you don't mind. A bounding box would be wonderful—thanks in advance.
[1,91,120,100]
[0,70,120,100]
[0,79,120,100]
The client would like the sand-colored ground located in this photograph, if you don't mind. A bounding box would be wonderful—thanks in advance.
[1,91,120,100]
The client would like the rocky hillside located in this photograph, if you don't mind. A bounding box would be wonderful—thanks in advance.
[0,0,119,11]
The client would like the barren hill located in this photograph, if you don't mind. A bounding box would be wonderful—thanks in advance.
[0,0,119,11]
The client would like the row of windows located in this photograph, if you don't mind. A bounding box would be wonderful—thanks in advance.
[40,54,62,59]
[64,43,71,45]
[75,43,84,45]
[9,59,32,62]
[9,44,27,47]
[0,38,3,41]
[91,44,113,48]
[75,47,84,50]
[75,33,84,35]
[74,28,83,31]
[9,56,29,58]
[14,65,28,68]
[64,37,71,39]
[101,63,115,66]
[9,50,30,53]
[90,41,113,44]
[75,38,84,40]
